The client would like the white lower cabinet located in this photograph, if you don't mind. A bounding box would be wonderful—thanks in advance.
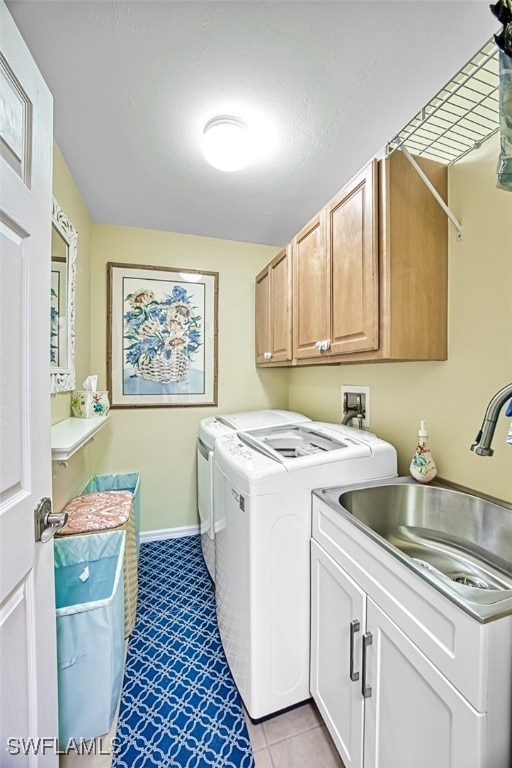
[311,541,366,767]
[311,540,490,768]
[364,599,484,768]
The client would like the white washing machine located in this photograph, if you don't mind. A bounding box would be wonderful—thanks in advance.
[197,410,311,581]
[213,422,397,719]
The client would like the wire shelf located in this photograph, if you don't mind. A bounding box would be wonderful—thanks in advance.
[387,39,500,164]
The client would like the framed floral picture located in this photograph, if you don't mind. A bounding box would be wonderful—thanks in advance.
[107,263,218,407]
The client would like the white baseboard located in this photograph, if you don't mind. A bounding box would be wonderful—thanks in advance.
[140,524,200,543]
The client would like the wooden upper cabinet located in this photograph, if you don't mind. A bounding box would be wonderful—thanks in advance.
[256,149,448,367]
[329,160,379,355]
[255,265,271,364]
[292,209,329,359]
[379,150,448,362]
[292,161,378,360]
[255,246,292,364]
[269,246,292,362]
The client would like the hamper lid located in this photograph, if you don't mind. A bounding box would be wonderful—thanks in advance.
[58,490,133,534]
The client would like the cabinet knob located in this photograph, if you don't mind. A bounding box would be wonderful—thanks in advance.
[263,351,272,361]
[315,339,331,352]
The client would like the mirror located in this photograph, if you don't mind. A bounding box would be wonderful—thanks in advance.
[50,197,77,394]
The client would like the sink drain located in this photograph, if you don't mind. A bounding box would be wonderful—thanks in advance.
[413,560,492,590]
[450,573,490,589]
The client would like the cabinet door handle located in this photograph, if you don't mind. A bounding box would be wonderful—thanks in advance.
[349,619,360,681]
[362,631,373,698]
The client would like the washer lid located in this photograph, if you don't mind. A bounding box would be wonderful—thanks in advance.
[238,423,370,466]
[200,410,310,448]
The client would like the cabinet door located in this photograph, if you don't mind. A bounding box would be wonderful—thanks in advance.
[292,209,329,359]
[329,160,379,355]
[255,264,270,363]
[364,598,486,768]
[310,541,366,768]
[269,246,292,362]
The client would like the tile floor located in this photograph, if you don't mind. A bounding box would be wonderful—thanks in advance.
[245,700,345,768]
[59,710,118,767]
[59,699,344,767]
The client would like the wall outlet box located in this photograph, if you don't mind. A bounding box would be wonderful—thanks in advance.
[340,385,371,429]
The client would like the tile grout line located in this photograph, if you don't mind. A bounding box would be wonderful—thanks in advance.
[257,721,326,749]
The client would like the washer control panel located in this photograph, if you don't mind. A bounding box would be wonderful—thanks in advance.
[221,435,254,461]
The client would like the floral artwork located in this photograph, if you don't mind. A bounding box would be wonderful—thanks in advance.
[108,264,218,408]
[124,284,202,384]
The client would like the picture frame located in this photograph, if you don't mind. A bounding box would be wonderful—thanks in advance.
[107,263,218,408]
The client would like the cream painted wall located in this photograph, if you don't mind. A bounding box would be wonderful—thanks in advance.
[88,225,287,531]
[288,135,512,503]
[52,143,95,512]
[51,145,287,527]
[52,132,511,529]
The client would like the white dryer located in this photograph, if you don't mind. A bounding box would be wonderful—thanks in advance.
[213,422,397,719]
[197,410,311,581]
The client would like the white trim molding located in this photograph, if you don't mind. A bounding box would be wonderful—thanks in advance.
[139,524,200,543]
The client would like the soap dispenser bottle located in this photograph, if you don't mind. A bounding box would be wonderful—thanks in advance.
[410,420,437,483]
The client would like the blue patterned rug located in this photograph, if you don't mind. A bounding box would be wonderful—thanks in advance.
[112,536,254,768]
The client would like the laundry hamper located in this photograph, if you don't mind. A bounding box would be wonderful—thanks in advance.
[57,489,138,637]
[54,530,125,744]
[80,473,141,557]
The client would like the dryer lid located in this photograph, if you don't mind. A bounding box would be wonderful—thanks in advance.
[218,409,310,430]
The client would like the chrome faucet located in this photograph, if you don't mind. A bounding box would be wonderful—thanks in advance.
[471,382,512,456]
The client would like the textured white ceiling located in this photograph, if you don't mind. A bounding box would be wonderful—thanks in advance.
[7,1,497,246]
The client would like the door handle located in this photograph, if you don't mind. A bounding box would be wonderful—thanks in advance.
[34,497,68,543]
[349,619,360,681]
[362,631,373,698]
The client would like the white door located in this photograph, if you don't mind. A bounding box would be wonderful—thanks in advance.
[310,541,366,768]
[364,598,485,768]
[0,3,57,765]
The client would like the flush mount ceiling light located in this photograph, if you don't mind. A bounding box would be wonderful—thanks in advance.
[201,115,253,172]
